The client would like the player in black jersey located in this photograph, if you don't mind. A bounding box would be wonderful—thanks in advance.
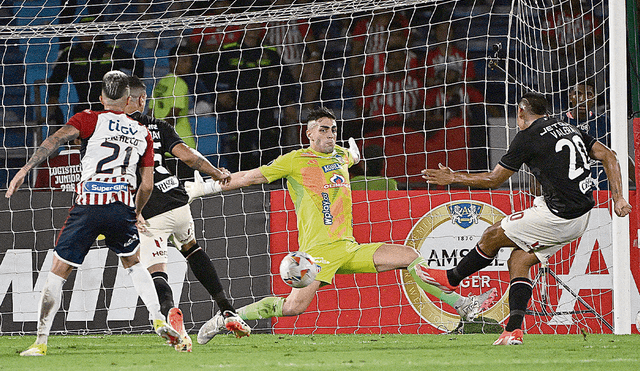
[420,92,631,345]
[125,76,250,351]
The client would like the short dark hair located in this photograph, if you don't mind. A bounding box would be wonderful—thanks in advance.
[518,92,550,116]
[127,75,146,96]
[306,106,336,123]
[101,70,129,100]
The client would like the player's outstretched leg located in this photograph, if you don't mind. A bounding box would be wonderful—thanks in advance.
[197,310,251,345]
[168,307,192,352]
[453,288,498,321]
[408,257,458,293]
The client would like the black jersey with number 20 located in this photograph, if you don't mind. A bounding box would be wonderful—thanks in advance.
[499,116,598,219]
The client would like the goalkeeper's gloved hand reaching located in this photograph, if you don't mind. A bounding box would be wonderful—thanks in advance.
[348,137,360,165]
[185,170,223,203]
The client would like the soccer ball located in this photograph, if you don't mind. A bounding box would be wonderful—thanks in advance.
[279,251,321,288]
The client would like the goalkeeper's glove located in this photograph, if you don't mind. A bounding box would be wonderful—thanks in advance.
[348,137,360,165]
[185,170,222,203]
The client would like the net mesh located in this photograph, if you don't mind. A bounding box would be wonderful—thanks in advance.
[0,0,618,335]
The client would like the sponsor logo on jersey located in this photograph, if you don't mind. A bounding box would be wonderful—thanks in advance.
[83,181,129,193]
[322,163,342,173]
[401,201,510,332]
[321,192,333,225]
[323,173,349,189]
[108,119,139,136]
[155,176,179,193]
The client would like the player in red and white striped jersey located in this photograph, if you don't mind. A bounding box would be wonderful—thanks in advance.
[7,71,181,356]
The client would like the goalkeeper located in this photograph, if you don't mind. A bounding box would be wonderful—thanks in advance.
[187,107,497,344]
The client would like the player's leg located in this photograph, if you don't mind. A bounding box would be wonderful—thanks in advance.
[21,206,96,356]
[374,243,496,320]
[107,203,181,346]
[493,248,539,346]
[20,257,73,356]
[137,213,174,317]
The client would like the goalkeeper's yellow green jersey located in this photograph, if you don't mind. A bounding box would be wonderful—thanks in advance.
[259,145,356,250]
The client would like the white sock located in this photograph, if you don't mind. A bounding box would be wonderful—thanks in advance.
[35,272,65,344]
[126,262,164,322]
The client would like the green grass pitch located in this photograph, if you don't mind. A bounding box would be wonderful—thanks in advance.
[2,333,639,370]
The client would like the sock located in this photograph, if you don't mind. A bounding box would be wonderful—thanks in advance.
[35,272,65,345]
[505,277,533,332]
[236,297,285,321]
[182,243,235,313]
[447,244,494,287]
[151,271,174,318]
[407,257,462,307]
[126,262,164,321]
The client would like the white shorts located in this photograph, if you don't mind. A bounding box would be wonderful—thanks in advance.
[138,204,195,269]
[501,196,591,263]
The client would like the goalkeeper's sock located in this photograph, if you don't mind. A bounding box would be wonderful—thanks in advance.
[505,277,533,332]
[407,257,462,307]
[151,271,174,318]
[447,244,494,287]
[182,243,235,314]
[236,297,285,321]
[35,272,65,344]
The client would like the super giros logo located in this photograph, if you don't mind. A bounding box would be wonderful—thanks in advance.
[401,201,511,332]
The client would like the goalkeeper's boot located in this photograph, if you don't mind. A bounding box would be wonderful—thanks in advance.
[198,310,251,345]
[197,311,225,345]
[20,343,47,356]
[492,329,524,345]
[153,318,182,347]
[222,310,251,339]
[168,307,192,352]
[414,265,458,293]
[455,288,498,321]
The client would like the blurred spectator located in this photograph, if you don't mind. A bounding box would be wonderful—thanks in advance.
[424,68,486,171]
[47,16,144,131]
[422,20,475,87]
[361,19,421,88]
[350,145,398,191]
[188,0,242,53]
[149,44,201,178]
[264,0,322,110]
[215,23,297,171]
[348,9,412,94]
[355,46,425,135]
[34,139,82,192]
[424,68,484,129]
[562,78,634,189]
[540,0,604,94]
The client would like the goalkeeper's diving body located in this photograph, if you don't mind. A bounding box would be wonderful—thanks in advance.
[188,106,497,344]
[421,93,632,345]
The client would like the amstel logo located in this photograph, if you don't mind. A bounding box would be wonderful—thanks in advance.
[401,200,511,332]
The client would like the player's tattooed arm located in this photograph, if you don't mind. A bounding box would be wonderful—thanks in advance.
[25,125,79,170]
[6,124,80,198]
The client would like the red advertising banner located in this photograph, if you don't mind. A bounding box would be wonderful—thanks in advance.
[269,190,640,335]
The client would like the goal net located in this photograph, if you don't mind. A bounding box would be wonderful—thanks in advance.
[0,0,632,337]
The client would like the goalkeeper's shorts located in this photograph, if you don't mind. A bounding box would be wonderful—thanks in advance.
[304,240,383,285]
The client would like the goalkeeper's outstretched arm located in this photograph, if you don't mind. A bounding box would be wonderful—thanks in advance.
[185,168,269,202]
